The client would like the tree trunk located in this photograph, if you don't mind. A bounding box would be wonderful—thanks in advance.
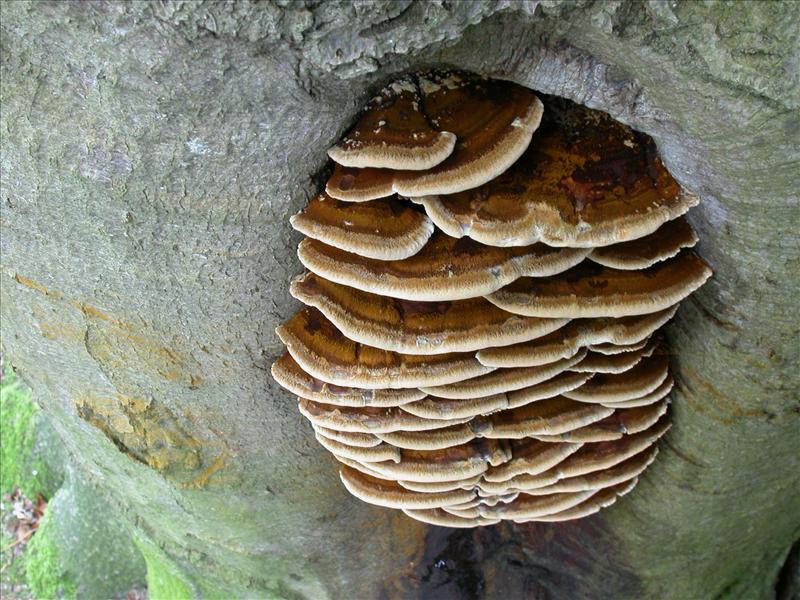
[2,1,798,597]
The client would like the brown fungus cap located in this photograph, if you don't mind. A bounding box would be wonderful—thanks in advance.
[589,337,652,355]
[482,440,583,483]
[601,376,674,409]
[477,305,677,368]
[298,233,589,302]
[331,453,398,481]
[378,424,477,452]
[277,308,493,389]
[326,71,543,201]
[483,397,615,439]
[569,337,658,374]
[478,467,560,494]
[400,393,510,421]
[449,493,519,510]
[327,76,456,171]
[397,475,482,494]
[505,371,595,409]
[491,416,669,492]
[378,376,600,450]
[411,108,698,248]
[338,466,476,510]
[515,478,638,523]
[326,164,396,202]
[476,323,588,369]
[481,489,597,520]
[315,432,401,464]
[534,399,669,442]
[393,71,543,197]
[563,354,670,403]
[473,481,532,506]
[312,425,382,448]
[441,506,484,519]
[290,193,435,261]
[520,445,658,495]
[555,414,671,479]
[486,250,712,318]
[402,507,500,528]
[420,349,587,400]
[390,395,611,449]
[271,352,425,407]
[298,399,471,434]
[290,271,569,355]
[361,439,513,483]
[358,377,588,456]
[588,216,699,270]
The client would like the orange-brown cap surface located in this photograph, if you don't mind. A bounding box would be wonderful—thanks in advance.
[378,424,478,451]
[277,308,493,389]
[563,354,670,403]
[326,71,543,200]
[339,466,476,509]
[397,475,482,493]
[327,76,456,171]
[477,305,678,368]
[420,349,587,400]
[400,393,510,421]
[290,271,569,355]
[412,110,698,248]
[589,337,653,355]
[515,479,638,522]
[313,425,382,447]
[402,507,500,528]
[482,439,583,483]
[271,352,426,407]
[600,375,674,408]
[534,399,669,442]
[481,489,597,520]
[316,432,401,463]
[290,193,434,260]
[298,398,471,434]
[392,71,543,197]
[505,371,595,409]
[555,414,671,479]
[484,396,614,439]
[588,216,699,269]
[486,251,712,318]
[298,233,590,302]
[362,439,513,483]
[569,337,658,374]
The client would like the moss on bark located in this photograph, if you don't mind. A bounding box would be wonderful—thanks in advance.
[24,509,76,600]
[0,366,63,499]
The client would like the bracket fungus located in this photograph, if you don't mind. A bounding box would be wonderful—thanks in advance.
[272,69,711,526]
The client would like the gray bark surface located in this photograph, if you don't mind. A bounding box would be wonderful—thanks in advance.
[1,1,798,598]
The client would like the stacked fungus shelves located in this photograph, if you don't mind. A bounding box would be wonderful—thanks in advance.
[272,70,711,527]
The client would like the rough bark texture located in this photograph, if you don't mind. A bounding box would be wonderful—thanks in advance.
[1,1,798,598]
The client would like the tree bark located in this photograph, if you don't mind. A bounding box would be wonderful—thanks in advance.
[1,1,798,597]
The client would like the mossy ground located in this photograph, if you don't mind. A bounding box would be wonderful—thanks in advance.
[0,525,31,599]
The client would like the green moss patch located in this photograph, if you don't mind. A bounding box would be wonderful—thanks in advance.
[135,539,193,600]
[0,365,63,499]
[24,508,77,599]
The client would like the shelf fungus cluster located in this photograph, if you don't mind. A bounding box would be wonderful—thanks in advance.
[272,70,712,527]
